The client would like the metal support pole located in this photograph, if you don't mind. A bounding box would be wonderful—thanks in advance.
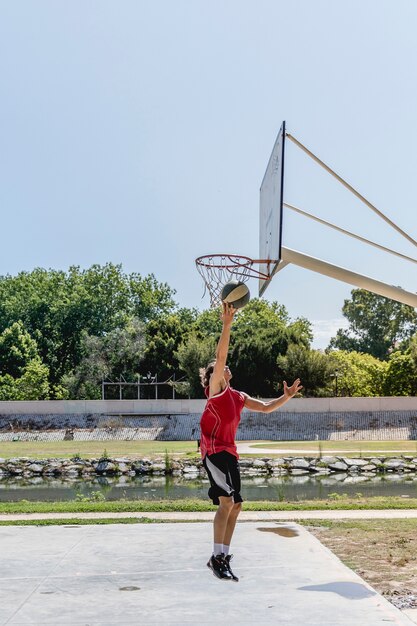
[286,133,417,248]
[155,374,158,400]
[172,373,175,399]
[102,380,105,400]
[281,246,417,308]
[137,374,140,400]
[284,202,417,265]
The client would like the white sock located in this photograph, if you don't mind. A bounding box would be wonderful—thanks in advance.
[213,543,223,556]
[223,544,230,556]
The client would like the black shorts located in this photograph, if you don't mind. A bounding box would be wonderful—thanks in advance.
[202,451,243,505]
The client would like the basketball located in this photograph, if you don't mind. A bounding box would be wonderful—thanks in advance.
[221,280,250,309]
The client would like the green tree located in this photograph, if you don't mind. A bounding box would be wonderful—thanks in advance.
[383,351,417,396]
[176,300,312,398]
[0,321,39,377]
[14,359,51,400]
[277,345,334,397]
[62,318,146,399]
[409,334,417,366]
[0,374,16,400]
[329,289,417,359]
[193,307,222,338]
[129,273,177,322]
[140,308,198,382]
[0,264,177,390]
[0,321,51,400]
[287,317,314,346]
[176,333,217,398]
[328,350,387,397]
[228,300,311,396]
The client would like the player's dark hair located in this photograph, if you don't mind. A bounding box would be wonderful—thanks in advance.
[199,361,216,388]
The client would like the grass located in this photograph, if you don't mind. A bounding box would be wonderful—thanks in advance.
[2,496,417,515]
[247,440,417,456]
[1,439,417,460]
[0,517,170,526]
[0,440,201,460]
[301,519,417,597]
[300,518,417,531]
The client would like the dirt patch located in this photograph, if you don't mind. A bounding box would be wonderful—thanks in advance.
[307,520,417,609]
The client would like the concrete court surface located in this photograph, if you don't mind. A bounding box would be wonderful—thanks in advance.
[0,522,414,626]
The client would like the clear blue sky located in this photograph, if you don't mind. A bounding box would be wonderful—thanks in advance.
[1,1,416,348]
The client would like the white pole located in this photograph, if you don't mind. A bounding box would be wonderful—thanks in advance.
[286,133,417,248]
[281,246,417,308]
[283,202,417,265]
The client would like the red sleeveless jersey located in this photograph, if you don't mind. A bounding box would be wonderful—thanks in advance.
[199,385,246,459]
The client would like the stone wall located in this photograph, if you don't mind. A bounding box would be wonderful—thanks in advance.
[1,455,416,479]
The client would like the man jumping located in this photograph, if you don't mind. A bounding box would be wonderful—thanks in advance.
[199,302,302,582]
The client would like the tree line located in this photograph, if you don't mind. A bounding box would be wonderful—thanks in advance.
[0,263,416,400]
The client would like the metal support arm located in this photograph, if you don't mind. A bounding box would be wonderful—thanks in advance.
[281,246,417,308]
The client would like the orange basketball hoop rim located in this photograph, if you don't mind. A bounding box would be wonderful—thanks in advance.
[195,254,277,308]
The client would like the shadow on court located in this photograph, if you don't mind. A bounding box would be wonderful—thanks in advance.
[0,522,413,625]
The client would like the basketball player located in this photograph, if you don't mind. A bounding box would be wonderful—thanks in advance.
[199,302,302,581]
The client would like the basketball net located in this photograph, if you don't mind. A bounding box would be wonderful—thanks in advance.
[195,254,273,308]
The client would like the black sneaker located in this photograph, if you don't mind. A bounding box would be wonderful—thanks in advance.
[207,553,233,580]
[224,554,239,582]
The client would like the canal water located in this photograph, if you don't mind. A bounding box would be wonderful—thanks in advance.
[1,473,417,502]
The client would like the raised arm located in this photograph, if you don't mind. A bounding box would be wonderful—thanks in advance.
[209,302,236,396]
[243,379,303,413]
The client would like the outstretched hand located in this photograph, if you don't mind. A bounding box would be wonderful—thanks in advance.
[283,378,303,398]
[220,301,236,324]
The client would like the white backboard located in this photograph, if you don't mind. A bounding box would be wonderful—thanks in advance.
[259,121,286,296]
